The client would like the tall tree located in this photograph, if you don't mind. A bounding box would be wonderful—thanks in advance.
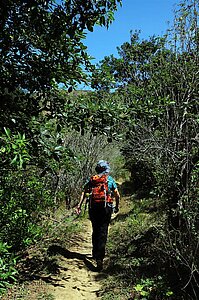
[0,0,122,130]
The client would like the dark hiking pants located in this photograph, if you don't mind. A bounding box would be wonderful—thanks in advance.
[89,203,112,260]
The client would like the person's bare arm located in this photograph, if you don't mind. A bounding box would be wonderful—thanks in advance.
[113,188,120,212]
[77,191,85,211]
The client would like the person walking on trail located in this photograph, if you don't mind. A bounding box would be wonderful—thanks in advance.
[77,160,120,271]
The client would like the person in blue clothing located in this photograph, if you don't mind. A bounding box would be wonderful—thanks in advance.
[77,160,120,271]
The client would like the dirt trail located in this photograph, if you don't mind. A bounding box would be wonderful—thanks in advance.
[47,219,103,300]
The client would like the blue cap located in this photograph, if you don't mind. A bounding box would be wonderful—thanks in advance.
[95,160,110,174]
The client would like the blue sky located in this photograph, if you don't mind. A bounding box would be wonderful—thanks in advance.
[84,0,180,64]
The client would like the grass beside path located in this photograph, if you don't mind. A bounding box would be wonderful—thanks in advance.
[1,205,82,300]
[100,196,172,300]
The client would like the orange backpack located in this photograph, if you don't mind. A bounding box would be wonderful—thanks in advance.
[90,174,112,204]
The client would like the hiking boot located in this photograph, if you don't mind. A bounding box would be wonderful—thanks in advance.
[96,259,103,271]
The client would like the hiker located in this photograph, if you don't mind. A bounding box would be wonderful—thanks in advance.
[77,160,120,271]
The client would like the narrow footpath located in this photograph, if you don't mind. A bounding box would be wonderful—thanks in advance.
[47,218,103,300]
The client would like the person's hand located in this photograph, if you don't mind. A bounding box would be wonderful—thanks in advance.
[114,206,119,213]
[75,205,81,215]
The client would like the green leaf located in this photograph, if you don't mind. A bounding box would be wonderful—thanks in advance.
[4,127,11,138]
[11,155,18,165]
[87,21,94,32]
[54,146,64,151]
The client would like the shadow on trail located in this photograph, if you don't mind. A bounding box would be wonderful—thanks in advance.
[47,244,97,272]
[47,245,109,282]
[18,243,105,288]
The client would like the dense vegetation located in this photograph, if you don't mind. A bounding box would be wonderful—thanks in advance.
[0,0,198,299]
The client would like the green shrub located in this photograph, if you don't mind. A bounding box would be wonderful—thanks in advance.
[0,242,18,296]
[0,129,54,250]
[132,277,173,300]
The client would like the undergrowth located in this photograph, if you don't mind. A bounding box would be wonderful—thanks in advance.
[101,196,175,300]
[1,204,81,299]
[0,242,18,295]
